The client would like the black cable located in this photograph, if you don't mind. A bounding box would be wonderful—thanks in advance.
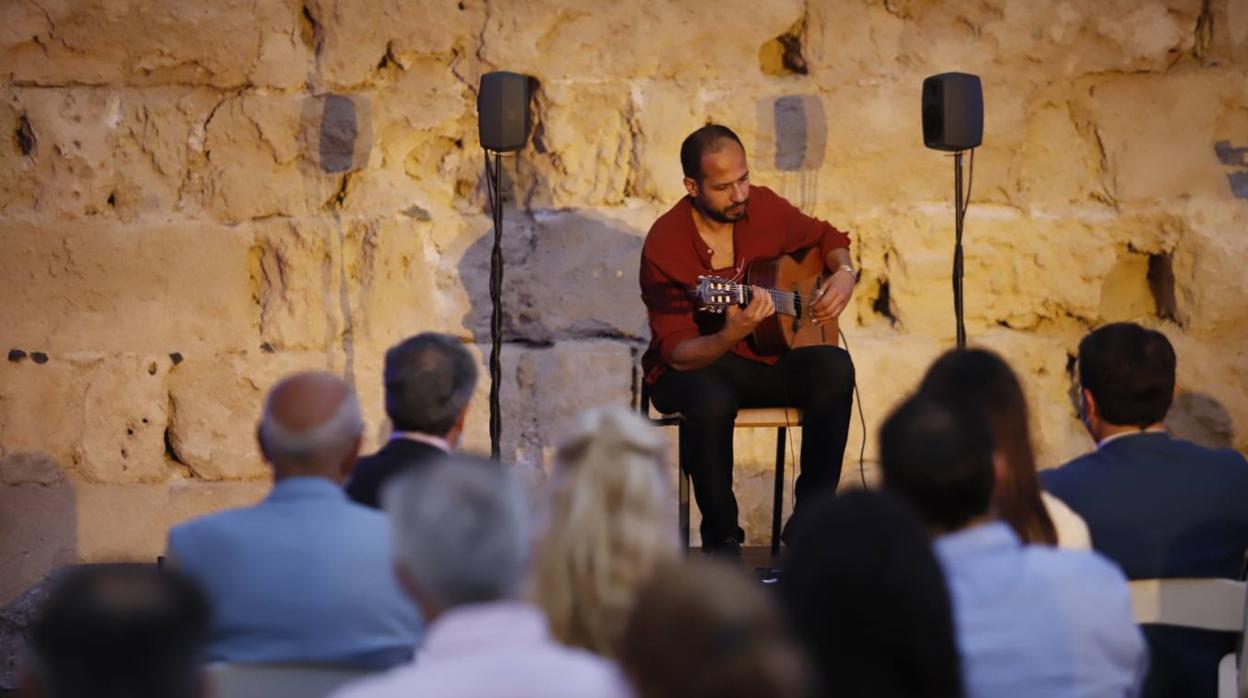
[838,328,868,488]
[485,150,504,458]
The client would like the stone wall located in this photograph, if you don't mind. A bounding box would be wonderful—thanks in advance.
[2,0,1247,614]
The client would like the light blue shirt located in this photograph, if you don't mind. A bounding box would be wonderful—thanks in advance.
[168,477,422,668]
[933,521,1147,698]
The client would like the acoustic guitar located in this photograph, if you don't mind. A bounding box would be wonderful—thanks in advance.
[694,247,840,356]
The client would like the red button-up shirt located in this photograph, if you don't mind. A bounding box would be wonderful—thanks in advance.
[639,185,851,384]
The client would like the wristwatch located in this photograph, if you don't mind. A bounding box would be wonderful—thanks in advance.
[835,264,858,284]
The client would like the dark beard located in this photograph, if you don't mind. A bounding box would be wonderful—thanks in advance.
[693,197,748,224]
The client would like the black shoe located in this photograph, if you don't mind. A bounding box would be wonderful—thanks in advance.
[702,535,743,560]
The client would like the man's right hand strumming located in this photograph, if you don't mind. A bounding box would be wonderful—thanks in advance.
[720,285,776,343]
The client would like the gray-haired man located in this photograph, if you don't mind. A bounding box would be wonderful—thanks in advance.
[167,371,422,667]
[332,456,631,698]
[346,333,479,508]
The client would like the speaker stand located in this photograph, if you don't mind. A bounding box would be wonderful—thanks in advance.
[484,150,504,458]
[953,151,966,349]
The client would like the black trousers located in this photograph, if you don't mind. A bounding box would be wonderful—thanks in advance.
[650,346,855,545]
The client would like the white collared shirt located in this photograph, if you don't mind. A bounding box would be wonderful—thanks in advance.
[1097,427,1166,449]
[390,431,451,453]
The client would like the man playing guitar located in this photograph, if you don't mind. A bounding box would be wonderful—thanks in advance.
[639,124,857,556]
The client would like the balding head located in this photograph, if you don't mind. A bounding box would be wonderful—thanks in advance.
[257,371,364,481]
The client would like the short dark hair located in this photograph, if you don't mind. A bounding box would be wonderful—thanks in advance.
[1078,322,1176,427]
[384,333,478,436]
[30,564,210,698]
[680,124,744,182]
[880,395,995,531]
[781,490,963,698]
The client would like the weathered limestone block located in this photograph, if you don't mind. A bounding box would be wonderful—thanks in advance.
[0,87,220,221]
[337,58,475,215]
[0,0,308,88]
[481,0,803,81]
[523,82,634,209]
[254,218,338,351]
[345,217,456,346]
[879,210,1191,340]
[74,480,269,563]
[456,339,634,470]
[528,340,636,449]
[77,355,176,484]
[1170,210,1248,336]
[1080,69,1248,205]
[0,222,257,354]
[1,353,175,486]
[0,481,76,604]
[1011,94,1115,209]
[1164,330,1248,453]
[166,351,336,480]
[872,0,1195,79]
[304,0,476,89]
[457,208,649,344]
[190,92,346,222]
[628,79,706,203]
[973,327,1092,469]
[0,358,86,485]
[254,217,454,352]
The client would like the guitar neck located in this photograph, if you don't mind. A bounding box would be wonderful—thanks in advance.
[743,285,801,317]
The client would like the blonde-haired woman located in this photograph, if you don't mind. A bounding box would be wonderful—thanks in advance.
[529,405,680,658]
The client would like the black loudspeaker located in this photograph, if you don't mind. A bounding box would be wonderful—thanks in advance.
[922,72,983,151]
[478,71,531,152]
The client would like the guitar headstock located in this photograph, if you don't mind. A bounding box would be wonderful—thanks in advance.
[695,275,747,313]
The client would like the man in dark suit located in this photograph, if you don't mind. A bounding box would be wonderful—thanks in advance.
[1042,322,1248,698]
[346,332,478,508]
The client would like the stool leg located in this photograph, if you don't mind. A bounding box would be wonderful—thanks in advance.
[678,424,691,550]
[772,427,786,558]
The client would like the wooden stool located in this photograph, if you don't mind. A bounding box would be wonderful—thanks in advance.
[640,385,801,556]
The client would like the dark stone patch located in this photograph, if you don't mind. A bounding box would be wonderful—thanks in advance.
[402,204,432,221]
[30,352,48,364]
[1147,253,1179,323]
[7,349,26,362]
[299,4,323,55]
[871,279,896,326]
[319,95,358,174]
[260,342,275,353]
[169,352,183,365]
[1214,141,1248,166]
[1227,172,1248,200]
[16,114,35,157]
[778,32,808,75]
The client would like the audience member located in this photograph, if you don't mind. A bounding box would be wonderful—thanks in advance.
[920,348,1090,548]
[881,394,1146,698]
[24,564,210,698]
[167,371,421,668]
[334,455,631,698]
[780,489,962,698]
[620,558,811,698]
[529,406,680,658]
[1043,322,1248,698]
[346,332,478,508]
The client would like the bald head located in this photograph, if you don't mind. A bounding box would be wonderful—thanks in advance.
[257,372,364,480]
